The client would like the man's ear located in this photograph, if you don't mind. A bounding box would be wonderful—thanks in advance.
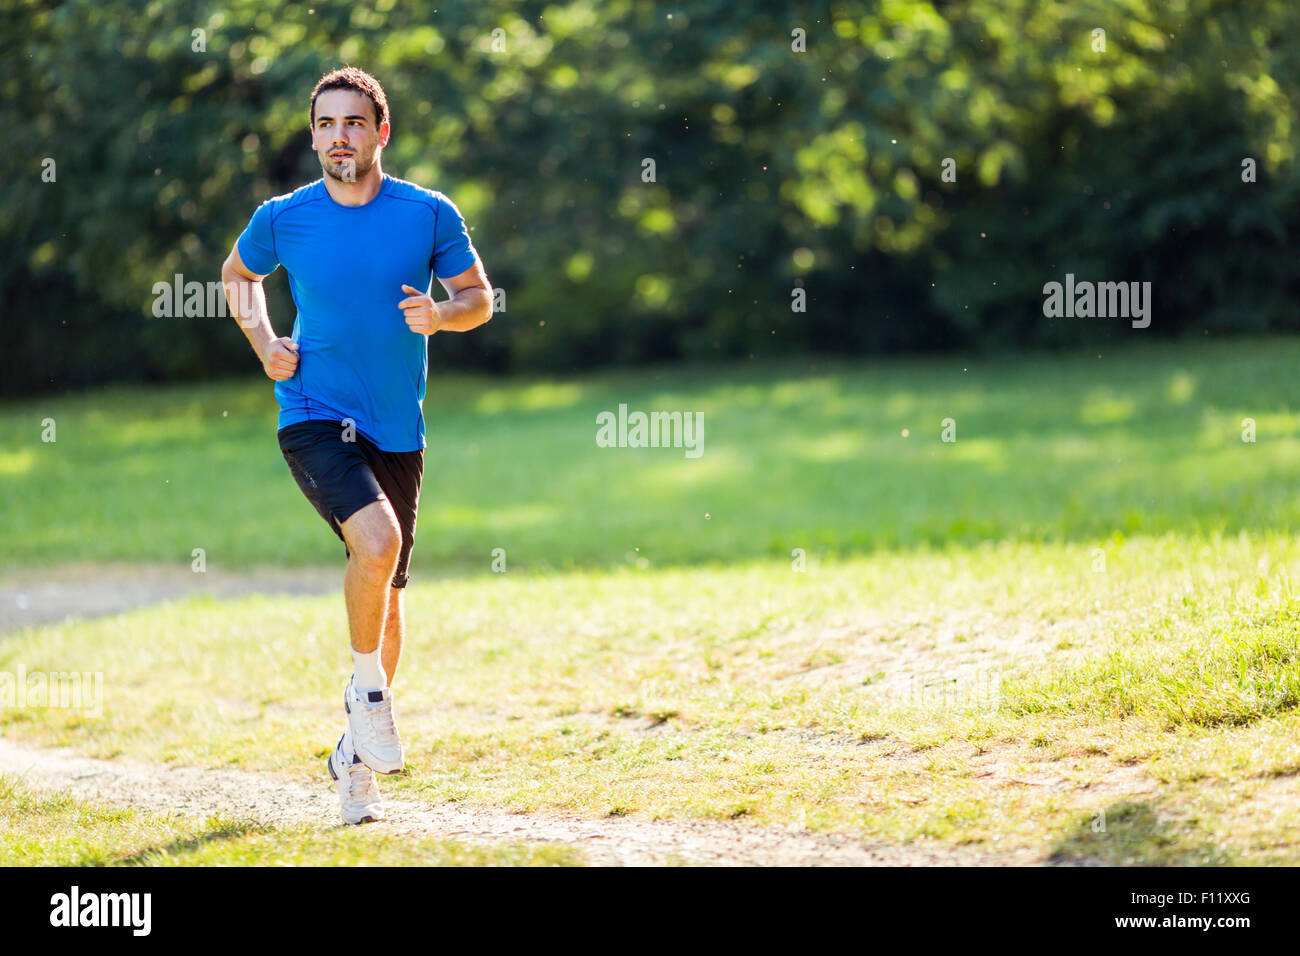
[378,120,391,148]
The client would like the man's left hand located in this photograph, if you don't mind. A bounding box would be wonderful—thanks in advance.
[399,284,445,336]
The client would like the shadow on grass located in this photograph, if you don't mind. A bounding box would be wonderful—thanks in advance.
[5,338,1300,572]
[1048,800,1230,866]
[105,820,264,866]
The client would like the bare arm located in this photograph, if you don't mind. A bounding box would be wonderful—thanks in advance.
[221,245,298,381]
[398,259,493,335]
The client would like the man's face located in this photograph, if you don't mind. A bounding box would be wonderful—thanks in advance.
[310,89,389,183]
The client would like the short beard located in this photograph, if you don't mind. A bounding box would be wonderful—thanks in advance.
[322,152,373,183]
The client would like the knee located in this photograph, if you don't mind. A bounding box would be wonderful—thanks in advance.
[351,516,402,570]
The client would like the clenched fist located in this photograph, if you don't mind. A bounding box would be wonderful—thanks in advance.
[399,284,446,336]
[260,336,299,381]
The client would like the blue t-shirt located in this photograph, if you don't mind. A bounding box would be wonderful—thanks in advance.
[237,173,479,451]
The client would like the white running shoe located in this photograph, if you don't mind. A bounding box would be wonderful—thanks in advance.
[344,676,405,774]
[327,732,383,825]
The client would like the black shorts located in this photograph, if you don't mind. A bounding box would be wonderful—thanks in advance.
[277,420,424,588]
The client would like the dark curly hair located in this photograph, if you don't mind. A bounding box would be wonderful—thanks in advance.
[309,66,390,129]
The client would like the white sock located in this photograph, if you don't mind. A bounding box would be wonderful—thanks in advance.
[351,648,387,693]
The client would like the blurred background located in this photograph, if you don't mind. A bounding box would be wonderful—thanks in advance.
[6,2,1300,867]
[3,0,1298,397]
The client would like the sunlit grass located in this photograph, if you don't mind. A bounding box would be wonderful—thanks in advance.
[6,532,1300,863]
[5,337,1300,864]
[4,337,1300,571]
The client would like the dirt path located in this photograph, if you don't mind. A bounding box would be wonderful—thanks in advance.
[0,562,340,633]
[0,737,1042,866]
[0,563,1053,865]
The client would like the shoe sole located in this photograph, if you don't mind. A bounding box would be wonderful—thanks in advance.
[326,752,382,825]
[344,689,406,775]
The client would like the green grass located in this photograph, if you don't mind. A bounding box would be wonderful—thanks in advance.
[0,775,582,866]
[1005,602,1300,728]
[7,537,1300,863]
[4,337,1300,572]
[5,336,1300,865]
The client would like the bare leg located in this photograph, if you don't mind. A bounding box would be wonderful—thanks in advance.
[381,586,404,685]
[339,500,402,657]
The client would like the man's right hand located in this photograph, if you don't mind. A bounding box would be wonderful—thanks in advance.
[260,337,299,381]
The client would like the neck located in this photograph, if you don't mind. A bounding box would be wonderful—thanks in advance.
[321,160,385,206]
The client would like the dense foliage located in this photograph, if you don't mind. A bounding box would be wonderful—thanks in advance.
[3,0,1298,395]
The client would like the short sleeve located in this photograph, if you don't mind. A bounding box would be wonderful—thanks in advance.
[236,199,280,276]
[431,193,479,279]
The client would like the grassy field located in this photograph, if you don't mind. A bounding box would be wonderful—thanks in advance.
[3,337,1299,573]
[3,337,1300,864]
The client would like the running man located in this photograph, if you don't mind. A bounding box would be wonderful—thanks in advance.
[221,67,493,824]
